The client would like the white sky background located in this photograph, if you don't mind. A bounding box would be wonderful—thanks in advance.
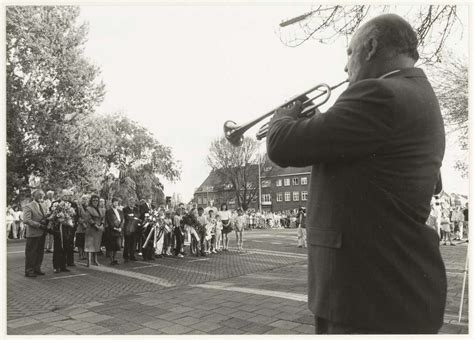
[78,4,469,202]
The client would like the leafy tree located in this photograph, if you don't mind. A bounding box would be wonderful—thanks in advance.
[6,6,181,205]
[97,114,180,204]
[6,6,105,201]
[278,5,463,63]
[207,137,269,210]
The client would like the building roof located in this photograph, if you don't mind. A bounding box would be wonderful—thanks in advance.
[261,159,311,178]
[194,156,311,194]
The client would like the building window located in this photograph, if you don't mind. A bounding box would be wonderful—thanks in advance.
[284,192,291,201]
[292,178,299,185]
[284,178,290,186]
[301,191,308,201]
[276,193,283,202]
[276,179,282,187]
[203,197,208,205]
[262,194,271,203]
[197,197,202,205]
[293,192,300,201]
[301,177,308,185]
[261,180,271,188]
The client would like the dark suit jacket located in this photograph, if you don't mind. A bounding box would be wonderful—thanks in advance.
[267,68,446,333]
[105,208,124,237]
[123,205,141,235]
[139,201,154,221]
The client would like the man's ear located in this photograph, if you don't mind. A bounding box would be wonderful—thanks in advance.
[365,37,378,61]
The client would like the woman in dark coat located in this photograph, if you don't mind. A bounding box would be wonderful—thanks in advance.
[105,197,124,265]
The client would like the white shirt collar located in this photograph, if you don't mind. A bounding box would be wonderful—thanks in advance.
[378,70,401,79]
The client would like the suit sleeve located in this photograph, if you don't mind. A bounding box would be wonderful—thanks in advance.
[23,205,42,228]
[119,212,125,229]
[267,79,394,166]
[433,171,443,195]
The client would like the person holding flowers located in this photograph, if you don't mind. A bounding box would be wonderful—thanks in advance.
[84,195,105,266]
[49,194,77,273]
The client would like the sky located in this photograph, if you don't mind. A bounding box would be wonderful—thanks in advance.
[77,4,469,202]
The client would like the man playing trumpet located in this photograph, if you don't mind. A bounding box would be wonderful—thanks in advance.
[267,14,446,334]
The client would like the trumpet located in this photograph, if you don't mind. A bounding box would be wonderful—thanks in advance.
[224,79,348,147]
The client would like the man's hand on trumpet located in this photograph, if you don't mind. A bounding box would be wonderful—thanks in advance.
[276,100,303,119]
[256,99,322,140]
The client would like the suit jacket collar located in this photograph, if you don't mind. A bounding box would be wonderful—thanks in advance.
[382,67,426,80]
[29,200,44,215]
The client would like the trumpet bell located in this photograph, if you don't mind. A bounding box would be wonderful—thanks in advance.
[224,79,347,146]
[224,120,244,147]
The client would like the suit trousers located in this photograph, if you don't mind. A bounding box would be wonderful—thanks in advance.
[123,233,137,260]
[53,232,67,270]
[314,316,379,334]
[65,227,76,265]
[174,227,184,255]
[25,235,46,274]
[45,232,54,251]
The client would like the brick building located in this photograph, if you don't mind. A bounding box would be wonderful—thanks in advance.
[260,164,311,212]
[193,158,311,212]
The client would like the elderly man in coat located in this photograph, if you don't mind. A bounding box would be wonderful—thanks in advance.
[23,189,48,277]
[267,14,446,334]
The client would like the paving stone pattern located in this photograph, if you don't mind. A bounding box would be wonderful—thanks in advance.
[6,230,469,334]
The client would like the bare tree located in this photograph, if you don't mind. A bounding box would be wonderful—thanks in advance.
[278,5,463,64]
[428,54,468,178]
[207,136,269,210]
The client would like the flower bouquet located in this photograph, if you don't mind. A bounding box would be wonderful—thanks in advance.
[49,201,76,243]
[142,209,164,249]
[50,201,76,227]
[143,209,161,228]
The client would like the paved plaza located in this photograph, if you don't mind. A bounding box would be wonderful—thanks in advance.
[6,229,469,335]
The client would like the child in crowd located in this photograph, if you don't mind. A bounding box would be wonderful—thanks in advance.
[196,207,208,256]
[440,209,455,246]
[162,211,173,256]
[219,203,232,251]
[297,207,307,248]
[215,215,223,251]
[173,206,185,258]
[234,208,247,251]
[206,210,217,254]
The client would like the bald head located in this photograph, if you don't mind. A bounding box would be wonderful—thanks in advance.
[345,14,419,84]
[32,189,45,202]
[357,14,419,61]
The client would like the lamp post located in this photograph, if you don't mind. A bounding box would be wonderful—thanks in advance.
[258,159,262,213]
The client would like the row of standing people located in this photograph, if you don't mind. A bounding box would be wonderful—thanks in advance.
[6,205,24,239]
[427,203,468,246]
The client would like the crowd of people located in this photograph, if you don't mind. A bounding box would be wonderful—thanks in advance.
[427,202,469,246]
[11,186,464,278]
[17,188,308,277]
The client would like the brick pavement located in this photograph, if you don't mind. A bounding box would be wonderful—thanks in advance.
[6,230,469,335]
